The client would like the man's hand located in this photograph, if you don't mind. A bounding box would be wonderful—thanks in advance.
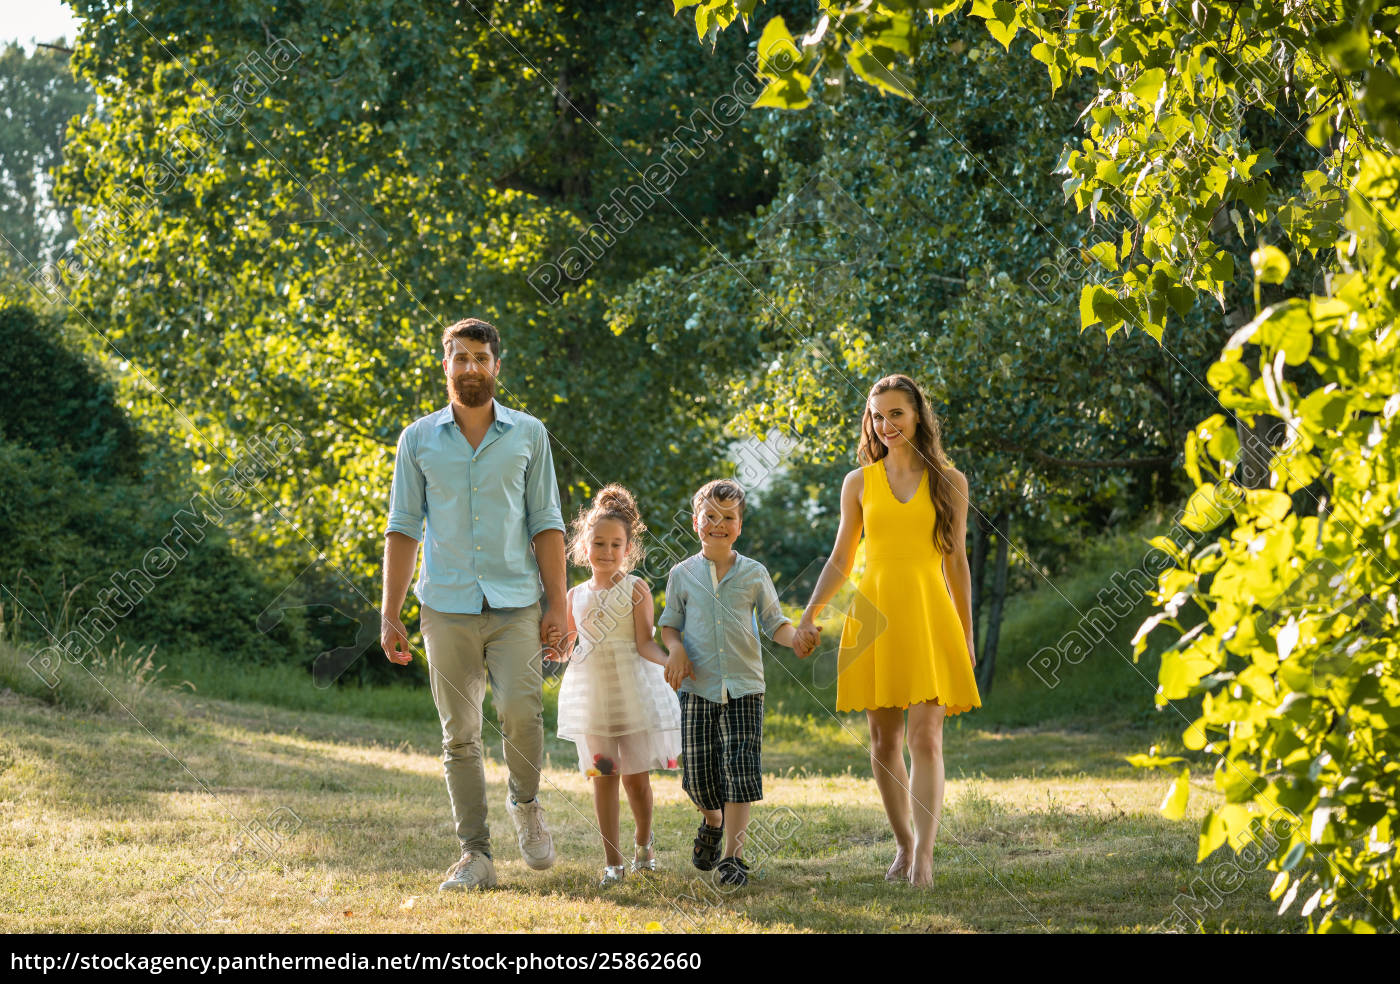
[381,615,412,665]
[664,648,695,691]
[793,618,822,659]
[540,603,567,660]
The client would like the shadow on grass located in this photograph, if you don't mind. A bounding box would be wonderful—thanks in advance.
[0,685,1300,933]
[763,710,1169,781]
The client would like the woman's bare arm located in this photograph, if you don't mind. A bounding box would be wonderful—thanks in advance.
[801,469,865,624]
[944,469,976,666]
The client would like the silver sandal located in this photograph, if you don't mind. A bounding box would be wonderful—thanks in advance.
[631,833,656,873]
[599,864,627,887]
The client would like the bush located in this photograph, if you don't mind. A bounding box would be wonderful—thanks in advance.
[0,441,311,667]
[0,298,141,481]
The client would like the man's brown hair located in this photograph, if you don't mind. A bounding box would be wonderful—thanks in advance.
[691,478,746,518]
[441,318,501,361]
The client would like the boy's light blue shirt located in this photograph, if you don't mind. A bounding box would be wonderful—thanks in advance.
[385,399,565,614]
[658,551,791,702]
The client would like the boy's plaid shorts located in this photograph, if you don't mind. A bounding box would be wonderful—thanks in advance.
[679,691,764,811]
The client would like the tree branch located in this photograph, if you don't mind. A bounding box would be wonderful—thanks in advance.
[994,436,1176,470]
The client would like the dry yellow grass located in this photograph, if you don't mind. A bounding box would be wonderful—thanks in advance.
[0,681,1300,934]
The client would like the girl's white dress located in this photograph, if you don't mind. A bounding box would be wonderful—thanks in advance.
[556,573,681,776]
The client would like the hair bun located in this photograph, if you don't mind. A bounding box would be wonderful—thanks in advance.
[594,483,638,523]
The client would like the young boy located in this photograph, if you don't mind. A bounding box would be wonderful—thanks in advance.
[659,479,819,886]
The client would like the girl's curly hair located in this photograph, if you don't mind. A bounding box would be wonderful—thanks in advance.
[566,483,647,572]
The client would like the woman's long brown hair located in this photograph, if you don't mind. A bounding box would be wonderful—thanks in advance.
[856,374,958,554]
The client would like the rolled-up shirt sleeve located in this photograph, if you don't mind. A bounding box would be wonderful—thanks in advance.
[657,568,685,631]
[755,568,791,640]
[524,421,565,538]
[385,426,426,540]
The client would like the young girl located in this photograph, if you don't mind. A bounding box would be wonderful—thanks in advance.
[556,484,681,886]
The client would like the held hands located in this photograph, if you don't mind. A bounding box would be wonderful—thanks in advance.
[544,630,577,663]
[664,647,696,691]
[792,619,822,660]
[381,615,412,666]
[540,606,567,661]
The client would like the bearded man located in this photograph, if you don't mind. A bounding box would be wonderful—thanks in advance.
[381,317,567,890]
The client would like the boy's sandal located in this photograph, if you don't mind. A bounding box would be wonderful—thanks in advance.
[716,856,750,887]
[692,822,723,871]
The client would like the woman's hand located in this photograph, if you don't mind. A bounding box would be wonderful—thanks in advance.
[966,632,977,669]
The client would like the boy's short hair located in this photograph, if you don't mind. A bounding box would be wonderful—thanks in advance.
[691,479,746,518]
[442,318,501,361]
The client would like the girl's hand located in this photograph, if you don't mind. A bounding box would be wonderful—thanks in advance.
[664,649,694,690]
[544,630,577,663]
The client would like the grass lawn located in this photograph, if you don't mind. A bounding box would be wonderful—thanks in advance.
[0,664,1298,933]
[0,511,1304,932]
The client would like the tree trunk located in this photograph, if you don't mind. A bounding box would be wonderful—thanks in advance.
[969,513,987,646]
[1235,412,1288,490]
[976,511,1009,696]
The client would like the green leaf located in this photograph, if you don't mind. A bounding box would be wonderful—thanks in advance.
[752,77,812,109]
[1128,67,1166,106]
[1086,239,1119,272]
[1165,284,1195,317]
[757,16,803,78]
[1160,768,1190,820]
[1251,245,1291,285]
[845,45,914,99]
[1125,752,1185,769]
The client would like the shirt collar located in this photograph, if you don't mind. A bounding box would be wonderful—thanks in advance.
[433,398,518,430]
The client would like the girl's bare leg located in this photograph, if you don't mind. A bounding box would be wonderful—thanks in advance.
[592,775,623,867]
[906,701,947,887]
[620,772,654,851]
[867,706,914,879]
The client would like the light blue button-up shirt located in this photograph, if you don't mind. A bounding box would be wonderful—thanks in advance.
[385,399,565,614]
[658,552,790,702]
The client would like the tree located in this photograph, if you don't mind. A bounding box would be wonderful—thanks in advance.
[50,1,778,617]
[677,0,1400,933]
[619,12,1226,687]
[0,40,91,273]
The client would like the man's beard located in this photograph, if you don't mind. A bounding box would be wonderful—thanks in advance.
[451,372,495,408]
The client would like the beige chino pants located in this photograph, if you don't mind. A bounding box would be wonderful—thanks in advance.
[420,601,544,857]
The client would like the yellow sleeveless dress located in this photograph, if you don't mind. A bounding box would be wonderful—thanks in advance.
[836,460,982,714]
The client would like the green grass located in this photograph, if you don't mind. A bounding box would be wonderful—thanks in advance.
[0,639,1300,933]
[0,511,1288,933]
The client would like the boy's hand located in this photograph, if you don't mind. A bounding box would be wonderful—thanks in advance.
[793,619,822,659]
[664,648,695,690]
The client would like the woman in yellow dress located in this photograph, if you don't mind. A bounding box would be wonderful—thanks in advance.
[797,373,981,887]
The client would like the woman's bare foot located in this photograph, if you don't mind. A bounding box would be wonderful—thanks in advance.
[909,854,933,888]
[885,844,913,881]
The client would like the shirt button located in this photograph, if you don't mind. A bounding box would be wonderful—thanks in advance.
[476,545,481,550]
[472,487,478,492]
[474,516,479,521]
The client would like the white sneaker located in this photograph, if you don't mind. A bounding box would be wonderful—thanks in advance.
[438,850,497,891]
[506,795,556,870]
